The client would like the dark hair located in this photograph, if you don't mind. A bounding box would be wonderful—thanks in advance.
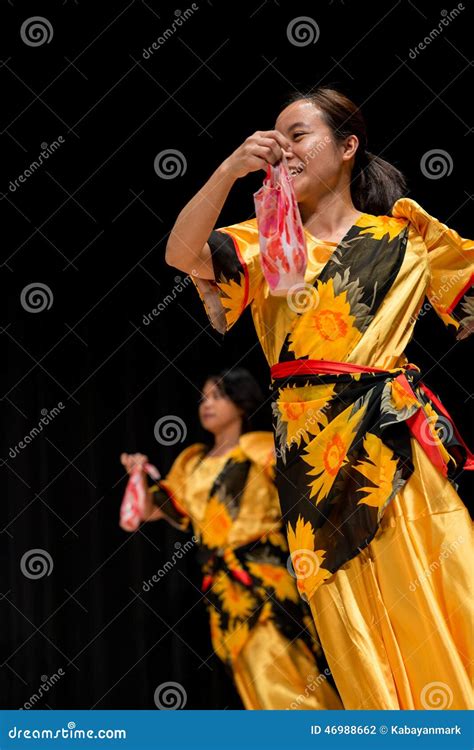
[203,368,264,435]
[283,87,407,215]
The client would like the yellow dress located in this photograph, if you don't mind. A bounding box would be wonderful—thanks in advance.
[150,431,342,710]
[191,198,474,709]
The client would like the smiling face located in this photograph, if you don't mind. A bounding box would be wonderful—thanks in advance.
[275,100,359,206]
[198,379,243,435]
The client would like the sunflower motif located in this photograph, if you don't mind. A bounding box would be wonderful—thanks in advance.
[390,377,420,412]
[212,571,255,620]
[355,432,398,513]
[288,278,362,361]
[423,402,452,466]
[200,496,233,549]
[276,383,336,451]
[357,214,407,242]
[287,515,331,600]
[302,401,367,504]
[380,377,421,422]
[246,561,299,602]
[217,273,246,327]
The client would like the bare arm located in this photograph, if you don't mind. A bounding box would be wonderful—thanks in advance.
[165,130,292,279]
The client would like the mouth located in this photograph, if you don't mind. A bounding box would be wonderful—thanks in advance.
[288,164,304,178]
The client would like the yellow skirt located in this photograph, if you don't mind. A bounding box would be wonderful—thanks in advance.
[309,439,474,709]
[232,619,343,710]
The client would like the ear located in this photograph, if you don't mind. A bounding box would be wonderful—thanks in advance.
[342,134,359,162]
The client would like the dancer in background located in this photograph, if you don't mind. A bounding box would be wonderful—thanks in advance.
[120,368,342,710]
[165,87,474,709]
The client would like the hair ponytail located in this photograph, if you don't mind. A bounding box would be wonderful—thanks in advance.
[283,88,407,215]
[353,150,406,215]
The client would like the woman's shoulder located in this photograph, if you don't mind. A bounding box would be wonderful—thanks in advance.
[216,217,259,241]
[172,442,208,468]
[391,197,444,242]
[238,431,275,467]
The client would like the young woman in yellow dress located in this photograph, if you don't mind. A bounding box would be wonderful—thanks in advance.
[165,88,474,710]
[120,368,341,710]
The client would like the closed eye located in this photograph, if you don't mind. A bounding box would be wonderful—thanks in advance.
[292,131,307,140]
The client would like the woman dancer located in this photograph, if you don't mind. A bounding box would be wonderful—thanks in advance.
[120,368,342,710]
[165,88,474,709]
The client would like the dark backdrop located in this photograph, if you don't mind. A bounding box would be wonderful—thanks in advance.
[2,0,473,709]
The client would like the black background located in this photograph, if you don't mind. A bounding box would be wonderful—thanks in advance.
[2,0,473,709]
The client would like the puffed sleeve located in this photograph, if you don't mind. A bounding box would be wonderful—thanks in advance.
[393,198,474,339]
[191,220,264,334]
[149,444,205,532]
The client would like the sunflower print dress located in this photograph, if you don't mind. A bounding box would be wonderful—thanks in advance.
[191,198,474,709]
[149,430,342,710]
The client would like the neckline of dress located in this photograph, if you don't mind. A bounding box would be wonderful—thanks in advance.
[303,212,370,246]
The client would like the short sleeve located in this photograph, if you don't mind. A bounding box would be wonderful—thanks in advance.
[150,444,204,531]
[393,198,474,339]
[191,220,263,334]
